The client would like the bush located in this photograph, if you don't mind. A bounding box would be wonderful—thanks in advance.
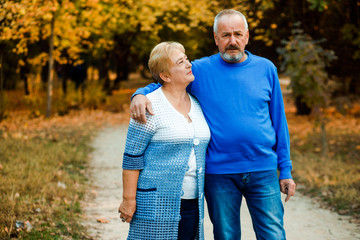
[83,81,107,109]
[24,94,44,118]
[277,25,337,115]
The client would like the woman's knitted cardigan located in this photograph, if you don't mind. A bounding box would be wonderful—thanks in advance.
[123,88,210,239]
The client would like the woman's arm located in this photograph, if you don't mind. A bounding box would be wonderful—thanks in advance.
[119,169,140,223]
[119,115,156,222]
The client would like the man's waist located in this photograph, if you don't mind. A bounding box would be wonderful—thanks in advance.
[205,150,278,173]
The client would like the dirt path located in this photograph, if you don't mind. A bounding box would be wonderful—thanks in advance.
[82,126,360,240]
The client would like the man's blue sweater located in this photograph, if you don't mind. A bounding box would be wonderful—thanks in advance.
[135,51,292,179]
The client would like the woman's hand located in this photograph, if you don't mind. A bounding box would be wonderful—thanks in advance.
[118,199,136,223]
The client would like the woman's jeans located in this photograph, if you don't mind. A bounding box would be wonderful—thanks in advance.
[205,170,286,240]
[177,198,199,240]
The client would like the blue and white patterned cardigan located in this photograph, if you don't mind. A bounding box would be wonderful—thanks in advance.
[123,88,210,240]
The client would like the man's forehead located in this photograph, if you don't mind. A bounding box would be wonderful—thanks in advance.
[217,15,245,30]
[218,24,245,33]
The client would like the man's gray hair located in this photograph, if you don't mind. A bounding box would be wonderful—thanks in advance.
[213,9,248,34]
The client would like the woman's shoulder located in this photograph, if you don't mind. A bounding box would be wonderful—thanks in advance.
[146,87,161,99]
[145,88,167,113]
[146,88,164,106]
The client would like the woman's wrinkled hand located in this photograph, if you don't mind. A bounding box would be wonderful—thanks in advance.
[118,199,136,223]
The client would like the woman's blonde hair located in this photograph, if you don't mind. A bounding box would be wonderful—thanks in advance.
[148,41,185,85]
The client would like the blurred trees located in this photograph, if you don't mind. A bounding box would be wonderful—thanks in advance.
[0,0,359,117]
[249,0,360,96]
[0,0,217,116]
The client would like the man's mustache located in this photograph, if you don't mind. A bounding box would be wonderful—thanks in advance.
[225,45,240,51]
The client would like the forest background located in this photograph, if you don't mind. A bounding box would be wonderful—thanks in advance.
[1,0,360,239]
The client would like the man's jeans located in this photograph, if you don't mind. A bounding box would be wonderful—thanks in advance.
[205,170,286,240]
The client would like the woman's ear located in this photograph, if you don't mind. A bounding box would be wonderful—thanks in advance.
[160,72,171,83]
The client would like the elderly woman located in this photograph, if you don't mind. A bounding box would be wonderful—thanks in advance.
[118,42,210,240]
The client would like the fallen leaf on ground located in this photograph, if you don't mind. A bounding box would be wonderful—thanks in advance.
[96,218,109,223]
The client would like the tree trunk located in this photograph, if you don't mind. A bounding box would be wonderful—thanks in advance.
[20,63,30,95]
[0,47,4,122]
[99,53,112,95]
[46,13,55,118]
[23,77,30,95]
[295,95,312,115]
[321,120,327,160]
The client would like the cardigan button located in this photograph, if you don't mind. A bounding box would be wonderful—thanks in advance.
[198,167,203,173]
[193,139,200,145]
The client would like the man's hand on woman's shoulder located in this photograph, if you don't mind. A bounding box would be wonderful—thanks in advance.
[130,95,154,123]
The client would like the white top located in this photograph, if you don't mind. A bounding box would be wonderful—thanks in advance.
[158,88,199,199]
[182,129,198,199]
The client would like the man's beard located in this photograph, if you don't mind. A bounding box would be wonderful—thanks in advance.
[221,51,244,62]
[220,45,244,62]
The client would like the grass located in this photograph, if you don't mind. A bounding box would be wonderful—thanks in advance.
[0,126,93,239]
[287,109,360,223]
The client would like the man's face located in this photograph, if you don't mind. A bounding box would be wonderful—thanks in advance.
[214,14,249,63]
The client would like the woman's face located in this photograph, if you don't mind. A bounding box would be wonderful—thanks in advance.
[167,49,194,86]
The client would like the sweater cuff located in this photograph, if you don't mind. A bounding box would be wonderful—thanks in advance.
[122,154,145,170]
[279,166,293,180]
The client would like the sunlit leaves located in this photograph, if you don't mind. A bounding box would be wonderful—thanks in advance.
[1,0,218,69]
[1,0,90,66]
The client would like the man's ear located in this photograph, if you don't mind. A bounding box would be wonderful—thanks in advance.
[159,72,171,83]
[245,30,249,45]
[214,32,219,46]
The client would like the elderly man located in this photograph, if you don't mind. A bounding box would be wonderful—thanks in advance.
[130,9,296,240]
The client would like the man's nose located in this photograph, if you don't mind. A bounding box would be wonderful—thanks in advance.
[229,35,236,45]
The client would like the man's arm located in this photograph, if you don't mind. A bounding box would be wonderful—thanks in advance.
[130,83,161,123]
[269,69,296,201]
[269,70,292,179]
